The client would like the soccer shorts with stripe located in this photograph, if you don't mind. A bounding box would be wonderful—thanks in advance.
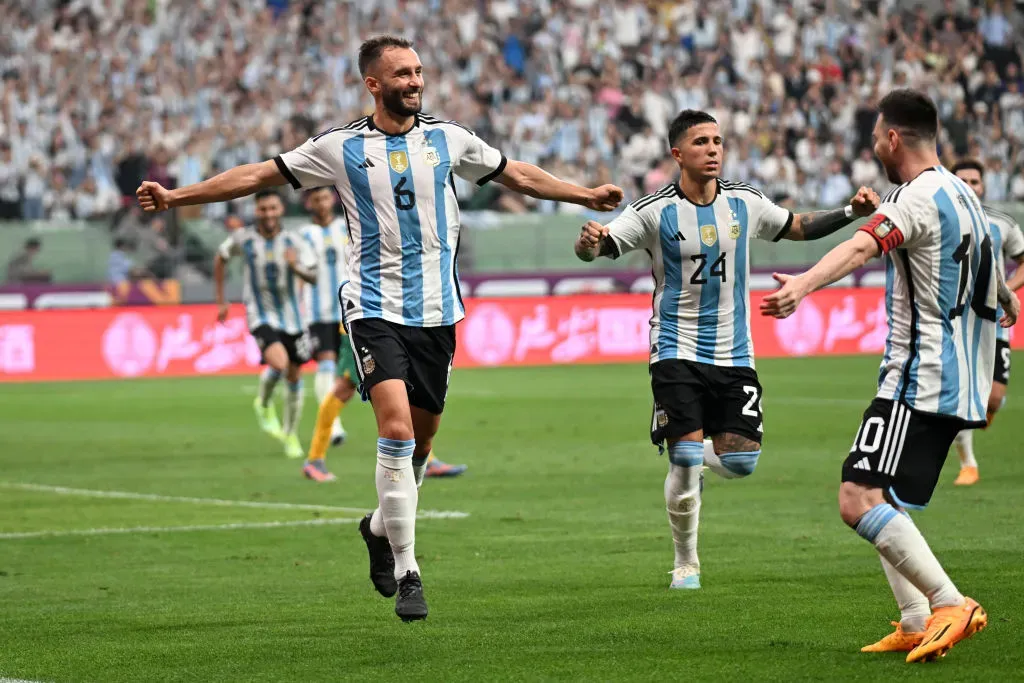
[842,398,964,509]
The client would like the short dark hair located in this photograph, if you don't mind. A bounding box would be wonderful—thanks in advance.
[25,237,40,249]
[358,35,414,77]
[667,110,718,148]
[304,186,333,198]
[877,89,938,143]
[254,189,282,203]
[950,158,985,178]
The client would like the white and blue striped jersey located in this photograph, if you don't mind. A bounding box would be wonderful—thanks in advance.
[275,114,506,328]
[217,227,317,335]
[298,217,349,325]
[984,205,1024,342]
[862,167,999,426]
[604,180,793,368]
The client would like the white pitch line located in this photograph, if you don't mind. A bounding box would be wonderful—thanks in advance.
[0,482,469,519]
[0,517,360,540]
[0,678,48,683]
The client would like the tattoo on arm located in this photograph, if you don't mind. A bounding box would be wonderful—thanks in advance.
[798,207,856,241]
[711,432,761,454]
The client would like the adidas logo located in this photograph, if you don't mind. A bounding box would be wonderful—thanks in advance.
[852,457,871,471]
[670,231,686,241]
[358,159,374,169]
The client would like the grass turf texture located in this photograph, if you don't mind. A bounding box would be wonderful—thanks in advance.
[1,355,1022,682]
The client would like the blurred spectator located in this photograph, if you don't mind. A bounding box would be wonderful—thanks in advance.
[851,148,882,188]
[107,238,149,287]
[820,159,855,206]
[6,237,52,283]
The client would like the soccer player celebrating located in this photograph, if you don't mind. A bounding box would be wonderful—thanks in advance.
[213,189,318,459]
[762,90,1019,662]
[948,160,1024,485]
[137,35,623,621]
[299,187,468,482]
[573,109,879,590]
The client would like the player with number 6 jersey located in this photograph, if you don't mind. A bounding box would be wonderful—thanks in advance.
[575,109,880,591]
[762,90,1020,663]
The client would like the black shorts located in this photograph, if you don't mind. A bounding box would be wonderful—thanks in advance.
[650,359,764,446]
[994,339,1011,386]
[251,325,311,366]
[346,318,456,415]
[309,322,343,358]
[842,398,964,509]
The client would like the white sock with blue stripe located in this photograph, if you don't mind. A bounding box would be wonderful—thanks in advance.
[702,440,760,479]
[282,380,304,435]
[665,441,703,569]
[314,360,335,406]
[258,367,281,408]
[376,438,419,580]
[880,553,930,633]
[856,503,963,610]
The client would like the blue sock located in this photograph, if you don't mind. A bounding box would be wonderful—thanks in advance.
[855,503,899,542]
[719,450,760,477]
[668,441,704,467]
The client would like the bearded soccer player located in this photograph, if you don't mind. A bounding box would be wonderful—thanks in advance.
[763,90,1019,662]
[137,35,622,621]
[948,159,1024,485]
[299,187,468,482]
[574,108,879,590]
[213,189,318,458]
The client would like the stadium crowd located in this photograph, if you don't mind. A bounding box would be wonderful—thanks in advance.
[1,0,1023,224]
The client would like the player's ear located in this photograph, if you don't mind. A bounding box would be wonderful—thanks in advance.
[364,75,380,96]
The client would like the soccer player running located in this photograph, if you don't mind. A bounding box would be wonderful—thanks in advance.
[574,109,880,590]
[762,90,1020,662]
[296,186,358,482]
[136,35,623,621]
[948,160,1024,485]
[213,189,318,459]
[300,186,468,482]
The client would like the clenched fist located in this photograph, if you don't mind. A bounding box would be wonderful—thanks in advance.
[849,186,881,217]
[137,181,172,212]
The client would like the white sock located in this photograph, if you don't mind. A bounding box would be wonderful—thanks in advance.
[856,504,963,609]
[412,453,428,488]
[376,438,419,580]
[880,554,930,633]
[369,507,386,536]
[702,439,741,479]
[282,380,304,435]
[954,430,977,468]
[314,360,334,406]
[257,367,281,408]
[666,442,703,568]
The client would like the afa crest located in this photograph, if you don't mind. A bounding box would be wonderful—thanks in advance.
[423,147,440,167]
[700,224,718,246]
[728,221,741,239]
[388,151,409,173]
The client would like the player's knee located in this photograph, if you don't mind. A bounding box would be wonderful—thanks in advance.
[719,450,760,477]
[334,380,356,403]
[378,420,414,443]
[838,482,880,528]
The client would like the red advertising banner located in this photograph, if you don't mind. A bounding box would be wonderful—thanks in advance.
[0,291,1019,382]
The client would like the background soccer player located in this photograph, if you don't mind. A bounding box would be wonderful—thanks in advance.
[762,90,1019,663]
[574,108,879,590]
[213,189,318,459]
[137,35,623,621]
[298,186,351,453]
[948,160,1024,486]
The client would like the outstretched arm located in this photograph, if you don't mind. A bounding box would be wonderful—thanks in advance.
[760,231,880,318]
[138,160,286,211]
[782,186,881,241]
[496,160,623,211]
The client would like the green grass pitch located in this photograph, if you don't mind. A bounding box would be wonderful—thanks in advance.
[1,355,1022,682]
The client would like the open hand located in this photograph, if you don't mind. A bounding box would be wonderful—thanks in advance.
[850,186,881,217]
[136,181,172,212]
[1001,290,1019,328]
[759,273,808,319]
[586,184,625,211]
